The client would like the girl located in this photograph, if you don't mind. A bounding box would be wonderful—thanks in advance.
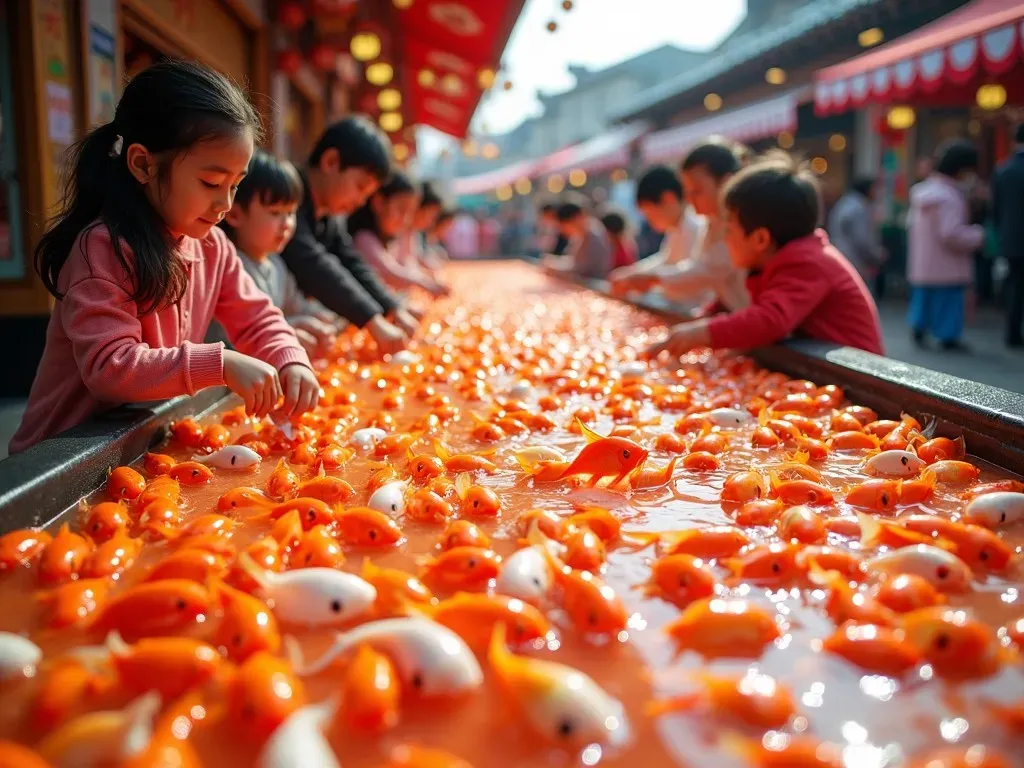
[11,60,319,453]
[348,171,448,297]
[395,180,450,293]
[599,208,638,270]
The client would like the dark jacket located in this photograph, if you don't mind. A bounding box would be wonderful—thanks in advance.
[279,173,399,327]
[992,151,1024,263]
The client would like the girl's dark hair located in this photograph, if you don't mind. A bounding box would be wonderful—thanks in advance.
[635,165,683,204]
[419,180,443,209]
[934,139,979,178]
[36,59,262,314]
[220,149,302,241]
[681,137,747,180]
[600,208,630,237]
[433,207,457,227]
[347,168,416,243]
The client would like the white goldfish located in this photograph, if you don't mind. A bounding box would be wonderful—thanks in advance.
[494,545,553,605]
[0,632,42,681]
[489,624,630,747]
[707,408,754,428]
[865,450,925,477]
[865,544,973,592]
[290,616,482,698]
[240,553,376,626]
[350,428,387,450]
[191,445,262,470]
[964,492,1024,528]
[368,481,408,517]
[257,699,339,768]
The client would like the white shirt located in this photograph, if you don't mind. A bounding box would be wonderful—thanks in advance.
[658,216,750,311]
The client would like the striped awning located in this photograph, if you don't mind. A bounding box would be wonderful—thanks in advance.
[449,159,536,197]
[532,122,648,178]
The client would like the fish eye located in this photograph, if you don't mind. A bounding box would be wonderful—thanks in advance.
[622,450,631,459]
[771,561,781,573]
[368,529,377,541]
[467,558,477,568]
[411,672,424,689]
[391,504,398,512]
[175,599,187,610]
[557,718,575,737]
[330,599,343,613]
[808,491,817,503]
[231,501,237,508]
[588,610,599,626]
[230,456,237,465]
[192,469,199,477]
[678,575,688,587]
[979,549,989,561]
[233,633,244,647]
[936,565,950,580]
[901,456,908,465]
[417,462,424,471]
[532,577,543,588]
[934,633,951,651]
[881,493,889,506]
[1001,512,1007,523]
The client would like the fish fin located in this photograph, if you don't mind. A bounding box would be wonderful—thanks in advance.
[645,694,701,718]
[856,511,883,549]
[576,418,606,444]
[757,407,769,427]
[105,630,130,658]
[359,556,378,580]
[768,470,783,496]
[316,462,326,478]
[488,622,511,673]
[237,551,270,592]
[454,472,472,500]
[806,558,837,587]
[513,452,541,475]
[620,529,662,547]
[433,441,452,463]
[920,416,937,439]
[954,435,966,459]
[788,449,810,465]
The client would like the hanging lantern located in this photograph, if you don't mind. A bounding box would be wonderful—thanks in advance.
[277,49,304,76]
[562,0,573,9]
[886,105,916,130]
[704,93,722,111]
[377,88,401,111]
[393,0,413,8]
[515,178,532,195]
[417,69,436,87]
[477,68,496,89]
[379,111,403,132]
[277,1,307,30]
[976,84,1007,111]
[366,61,394,86]
[350,31,382,62]
[310,43,338,72]
[394,143,410,161]
[546,20,558,32]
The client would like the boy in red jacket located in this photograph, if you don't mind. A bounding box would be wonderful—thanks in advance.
[644,154,884,358]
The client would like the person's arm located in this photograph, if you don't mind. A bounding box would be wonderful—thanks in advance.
[279,214,386,327]
[706,259,831,349]
[60,234,225,402]
[355,230,442,294]
[935,196,985,255]
[212,233,312,373]
[572,232,612,280]
[328,224,402,316]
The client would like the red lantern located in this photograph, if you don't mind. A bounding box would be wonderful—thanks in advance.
[873,114,906,148]
[310,42,338,72]
[277,1,307,30]
[277,49,304,76]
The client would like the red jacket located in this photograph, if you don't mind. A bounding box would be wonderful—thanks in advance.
[707,230,884,355]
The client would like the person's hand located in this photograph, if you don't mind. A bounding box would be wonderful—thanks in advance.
[641,320,712,361]
[279,362,320,418]
[292,316,336,353]
[427,281,451,299]
[367,314,410,356]
[406,305,426,322]
[294,327,319,357]
[610,271,657,296]
[223,349,281,419]
[393,307,419,338]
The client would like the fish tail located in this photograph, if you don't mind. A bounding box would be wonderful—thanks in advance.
[620,529,662,547]
[856,511,883,549]
[757,407,769,427]
[286,632,348,677]
[805,558,838,587]
[454,472,472,500]
[105,629,130,658]
[577,418,605,444]
[237,551,269,592]
[645,693,701,718]
[953,435,967,459]
[433,441,452,463]
[487,622,511,674]
[513,452,540,474]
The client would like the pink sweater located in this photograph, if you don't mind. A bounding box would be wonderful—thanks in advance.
[906,175,985,285]
[11,225,310,453]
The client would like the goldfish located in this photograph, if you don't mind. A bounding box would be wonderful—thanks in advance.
[865,449,926,477]
[428,592,551,649]
[202,422,231,450]
[406,489,455,524]
[0,742,51,768]
[873,573,946,613]
[318,443,354,470]
[690,428,729,455]
[226,651,308,742]
[36,578,112,629]
[664,598,781,659]
[721,471,767,503]
[37,524,92,585]
[962,480,1024,501]
[554,420,648,487]
[856,513,953,552]
[829,412,865,433]
[638,526,751,560]
[28,657,108,733]
[82,532,142,579]
[266,459,300,500]
[295,471,355,505]
[724,543,802,585]
[137,497,184,539]
[494,545,553,605]
[845,478,901,512]
[441,520,491,551]
[562,526,606,571]
[146,548,226,583]
[768,475,834,506]
[409,454,446,484]
[808,562,896,627]
[292,616,483,697]
[212,579,282,662]
[734,498,784,527]
[865,544,974,592]
[930,460,981,484]
[964,491,1024,528]
[106,466,146,501]
[192,444,261,470]
[775,505,827,543]
[268,497,336,529]
[239,552,376,627]
[0,529,52,571]
[335,507,404,547]
[627,457,679,490]
[418,547,501,592]
[218,487,277,512]
[637,554,716,607]
[168,461,215,485]
[454,473,501,517]
[35,692,162,768]
[898,468,937,505]
[170,417,205,447]
[361,559,434,615]
[367,463,400,493]
[798,547,867,582]
[289,525,346,569]
[914,435,966,464]
[488,624,629,747]
[334,644,400,733]
[902,607,1006,679]
[864,419,900,438]
[434,442,499,473]
[794,436,829,461]
[270,510,304,552]
[289,440,319,465]
[822,623,920,675]
[103,630,222,700]
[81,501,131,543]
[387,744,474,768]
[647,670,796,729]
[880,413,923,451]
[655,432,688,454]
[683,450,721,470]
[514,452,572,482]
[92,579,213,642]
[828,431,881,451]
[899,515,1014,571]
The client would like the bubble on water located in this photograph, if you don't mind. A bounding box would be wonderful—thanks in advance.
[843,743,902,768]
[858,675,897,702]
[581,745,602,765]
[842,720,868,745]
[802,681,825,708]
[1000,587,1018,604]
[940,716,969,742]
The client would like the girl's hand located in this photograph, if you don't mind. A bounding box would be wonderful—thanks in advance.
[223,349,281,419]
[294,327,319,357]
[279,363,320,418]
[367,315,409,356]
[292,316,336,352]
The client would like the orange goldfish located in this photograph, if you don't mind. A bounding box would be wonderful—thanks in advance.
[270,510,305,551]
[807,562,897,627]
[930,460,981,484]
[829,412,865,433]
[899,468,937,505]
[0,528,52,571]
[567,507,624,542]
[555,420,648,487]
[82,532,142,579]
[104,631,222,700]
[822,623,920,675]
[864,419,900,438]
[561,526,606,571]
[146,548,226,584]
[654,432,688,454]
[269,497,336,529]
[721,471,767,503]
[627,457,679,490]
[36,578,112,630]
[374,432,421,458]
[428,592,551,649]
[441,520,491,551]
[409,454,445,483]
[226,651,307,742]
[636,526,751,560]
[454,473,501,517]
[751,426,782,449]
[775,505,827,543]
[218,487,277,512]
[81,502,130,543]
[873,573,946,613]
[733,499,784,527]
[418,546,501,591]
[295,471,355,505]
[106,466,146,501]
[538,538,627,636]
[899,515,1014,571]
[212,579,281,662]
[724,543,802,585]
[334,644,400,733]
[636,554,717,607]
[690,428,729,455]
[367,463,400,493]
[318,443,354,470]
[266,459,300,500]
[914,435,966,464]
[828,431,881,451]
[361,559,434,615]
[647,670,796,729]
[406,489,455,524]
[769,475,834,506]
[168,461,214,485]
[664,598,781,659]
[901,607,1005,679]
[962,479,1024,501]
[289,525,346,569]
[683,450,722,470]
[92,579,213,642]
[170,417,205,447]
[335,507,404,547]
[27,657,108,734]
[856,513,954,552]
[37,524,92,586]
[434,442,499,473]
[845,478,901,512]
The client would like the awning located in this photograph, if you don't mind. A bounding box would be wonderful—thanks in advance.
[397,0,525,139]
[641,88,806,165]
[450,159,536,197]
[532,122,648,178]
[815,0,1024,115]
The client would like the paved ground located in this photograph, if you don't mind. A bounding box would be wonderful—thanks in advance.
[0,299,1019,460]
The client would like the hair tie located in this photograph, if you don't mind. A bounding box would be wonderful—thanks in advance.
[109,135,124,158]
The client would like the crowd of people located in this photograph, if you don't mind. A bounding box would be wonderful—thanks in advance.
[537,126,1024,353]
[8,58,1022,453]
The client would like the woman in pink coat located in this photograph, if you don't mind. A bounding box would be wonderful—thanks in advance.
[906,140,985,351]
